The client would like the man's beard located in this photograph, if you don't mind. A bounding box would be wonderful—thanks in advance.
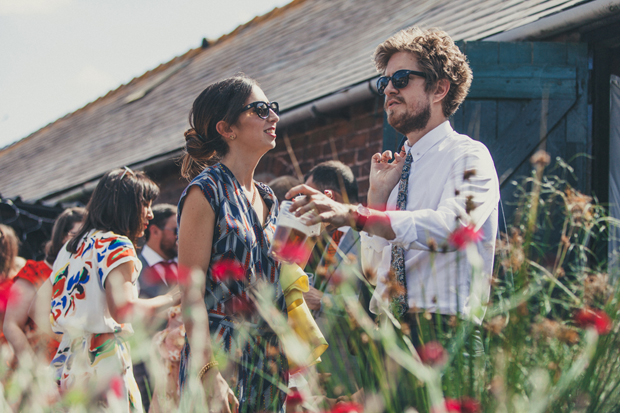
[161,240,178,260]
[387,98,431,135]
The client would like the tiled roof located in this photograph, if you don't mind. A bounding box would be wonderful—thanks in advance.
[0,0,590,201]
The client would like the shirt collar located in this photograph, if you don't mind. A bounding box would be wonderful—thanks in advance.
[404,120,453,162]
[141,244,165,267]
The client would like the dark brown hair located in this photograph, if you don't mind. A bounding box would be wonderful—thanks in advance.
[374,27,472,118]
[0,224,19,277]
[45,207,86,265]
[144,203,177,242]
[304,161,359,204]
[67,168,159,252]
[181,75,257,180]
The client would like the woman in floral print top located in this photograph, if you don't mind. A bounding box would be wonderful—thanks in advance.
[33,168,179,412]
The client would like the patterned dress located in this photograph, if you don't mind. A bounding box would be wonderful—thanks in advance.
[178,163,288,412]
[50,230,143,412]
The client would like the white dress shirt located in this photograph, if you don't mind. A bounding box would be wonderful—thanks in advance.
[361,121,499,321]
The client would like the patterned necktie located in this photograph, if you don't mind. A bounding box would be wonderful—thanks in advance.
[390,150,413,319]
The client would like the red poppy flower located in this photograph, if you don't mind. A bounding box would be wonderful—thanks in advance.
[574,308,612,335]
[110,376,124,398]
[418,341,448,367]
[443,397,480,413]
[286,389,304,407]
[448,225,483,250]
[279,243,311,265]
[212,258,245,282]
[330,402,363,413]
[176,264,191,286]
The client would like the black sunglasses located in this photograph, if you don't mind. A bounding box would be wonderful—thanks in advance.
[241,101,279,119]
[376,70,426,95]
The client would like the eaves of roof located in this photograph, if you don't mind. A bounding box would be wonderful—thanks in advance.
[0,0,596,202]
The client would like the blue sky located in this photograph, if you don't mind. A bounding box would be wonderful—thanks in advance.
[0,0,291,148]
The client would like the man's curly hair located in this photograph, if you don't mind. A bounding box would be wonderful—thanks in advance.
[374,27,472,118]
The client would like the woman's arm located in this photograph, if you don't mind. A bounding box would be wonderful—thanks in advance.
[29,278,55,339]
[3,279,37,357]
[178,185,215,362]
[104,262,180,322]
[178,185,239,412]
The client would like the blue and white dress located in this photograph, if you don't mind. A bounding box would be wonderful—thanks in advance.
[178,163,287,412]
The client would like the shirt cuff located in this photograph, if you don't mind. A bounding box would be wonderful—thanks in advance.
[360,231,388,252]
[384,210,418,249]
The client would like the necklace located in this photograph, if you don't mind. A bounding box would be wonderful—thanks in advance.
[251,186,257,206]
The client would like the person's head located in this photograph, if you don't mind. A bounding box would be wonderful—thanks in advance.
[144,204,178,260]
[374,27,472,135]
[181,75,280,180]
[67,168,159,253]
[45,207,86,265]
[0,224,19,278]
[268,175,302,204]
[304,161,358,204]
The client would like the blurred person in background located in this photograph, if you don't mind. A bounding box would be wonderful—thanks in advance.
[32,168,179,412]
[4,207,86,364]
[135,203,179,412]
[268,175,302,204]
[0,224,25,280]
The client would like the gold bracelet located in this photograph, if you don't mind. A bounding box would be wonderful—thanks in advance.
[197,361,219,381]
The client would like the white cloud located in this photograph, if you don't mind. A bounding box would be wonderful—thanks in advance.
[0,0,72,16]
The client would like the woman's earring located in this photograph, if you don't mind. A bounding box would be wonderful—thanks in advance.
[229,134,236,141]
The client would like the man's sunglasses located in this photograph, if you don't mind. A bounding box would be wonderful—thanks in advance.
[241,101,279,119]
[376,70,426,95]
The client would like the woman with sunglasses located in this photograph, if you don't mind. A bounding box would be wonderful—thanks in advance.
[32,168,180,412]
[177,75,286,412]
[4,207,85,365]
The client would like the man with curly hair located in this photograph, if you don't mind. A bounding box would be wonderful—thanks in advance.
[287,27,500,339]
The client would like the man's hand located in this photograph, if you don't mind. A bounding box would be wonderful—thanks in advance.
[285,185,354,228]
[368,149,406,209]
[304,286,324,311]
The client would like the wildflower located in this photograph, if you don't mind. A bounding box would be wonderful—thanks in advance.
[428,237,438,252]
[583,272,612,306]
[330,402,363,413]
[286,389,304,407]
[176,264,191,286]
[530,150,551,168]
[381,270,406,301]
[484,316,506,335]
[465,195,477,215]
[565,188,593,225]
[211,258,245,282]
[574,308,612,335]
[418,341,447,367]
[110,376,124,398]
[448,225,483,250]
[463,169,477,180]
[279,242,311,265]
[444,397,480,413]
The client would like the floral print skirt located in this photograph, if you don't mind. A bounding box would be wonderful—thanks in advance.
[52,332,143,412]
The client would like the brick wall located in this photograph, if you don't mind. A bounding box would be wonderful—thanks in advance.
[148,95,385,207]
[257,96,385,203]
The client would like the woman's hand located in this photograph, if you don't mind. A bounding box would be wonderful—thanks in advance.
[201,368,239,413]
[285,185,354,229]
[367,149,406,209]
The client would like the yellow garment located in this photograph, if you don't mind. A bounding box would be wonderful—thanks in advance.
[280,263,328,371]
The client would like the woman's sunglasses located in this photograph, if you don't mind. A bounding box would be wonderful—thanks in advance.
[376,69,426,95]
[241,101,279,119]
